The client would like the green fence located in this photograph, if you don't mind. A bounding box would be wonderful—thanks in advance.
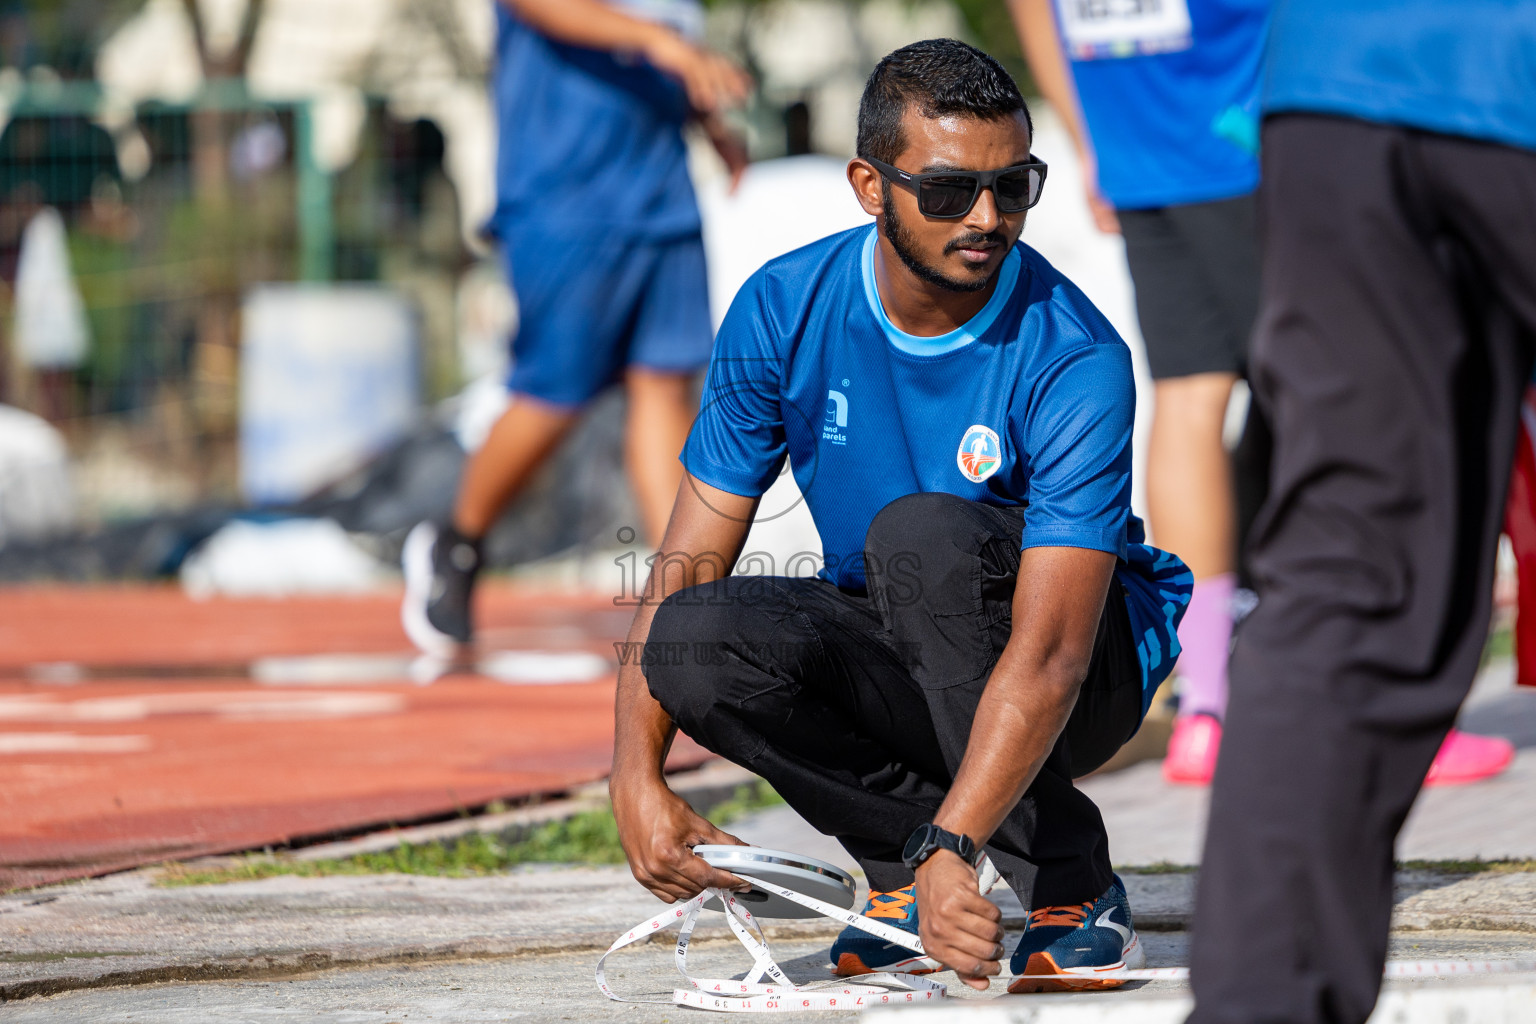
[0,79,465,518]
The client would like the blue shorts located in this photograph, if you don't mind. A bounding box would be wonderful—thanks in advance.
[504,232,714,407]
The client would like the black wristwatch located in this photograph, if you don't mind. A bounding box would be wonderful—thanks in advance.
[902,823,981,870]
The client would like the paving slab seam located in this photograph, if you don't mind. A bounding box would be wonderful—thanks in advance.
[8,929,1534,1012]
[0,923,845,1004]
[8,905,1530,1004]
[1394,915,1536,934]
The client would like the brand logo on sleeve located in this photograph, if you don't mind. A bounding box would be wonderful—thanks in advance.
[823,389,849,445]
[956,425,1002,482]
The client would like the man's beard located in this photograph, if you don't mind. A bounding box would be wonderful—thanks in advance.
[882,181,1008,294]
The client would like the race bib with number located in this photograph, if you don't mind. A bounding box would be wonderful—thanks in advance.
[1056,0,1194,60]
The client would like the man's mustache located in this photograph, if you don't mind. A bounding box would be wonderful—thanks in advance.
[944,232,1008,255]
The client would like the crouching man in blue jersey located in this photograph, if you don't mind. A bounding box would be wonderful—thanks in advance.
[609,38,1190,992]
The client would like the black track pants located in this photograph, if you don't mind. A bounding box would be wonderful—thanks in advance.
[644,492,1143,906]
[1189,115,1536,1024]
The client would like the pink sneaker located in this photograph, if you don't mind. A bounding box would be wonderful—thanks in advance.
[1163,714,1221,786]
[1423,729,1515,787]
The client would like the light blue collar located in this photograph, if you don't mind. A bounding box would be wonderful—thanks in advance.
[860,226,1020,357]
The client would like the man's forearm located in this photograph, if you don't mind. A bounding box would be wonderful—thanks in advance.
[931,653,1082,845]
[929,547,1115,847]
[502,0,749,121]
[502,0,670,56]
[610,477,755,793]
[608,477,760,899]
[611,597,679,792]
[1008,0,1090,157]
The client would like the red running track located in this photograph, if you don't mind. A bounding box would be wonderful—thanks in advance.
[0,585,706,890]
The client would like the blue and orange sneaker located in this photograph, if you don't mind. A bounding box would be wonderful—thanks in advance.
[828,885,939,976]
[1007,875,1144,993]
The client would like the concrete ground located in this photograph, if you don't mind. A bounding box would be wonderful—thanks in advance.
[2,660,1532,1019]
[1067,658,1536,868]
[725,656,1536,879]
[3,859,1534,1019]
[5,921,1535,1022]
[0,932,1190,1023]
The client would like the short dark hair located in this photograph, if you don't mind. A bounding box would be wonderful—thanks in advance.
[857,39,1031,165]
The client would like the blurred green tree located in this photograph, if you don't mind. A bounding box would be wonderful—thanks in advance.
[3,0,142,76]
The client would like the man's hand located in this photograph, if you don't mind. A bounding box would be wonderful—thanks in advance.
[612,775,750,903]
[1080,158,1120,234]
[701,112,750,193]
[504,0,751,116]
[1007,0,1119,234]
[643,32,752,116]
[913,852,1004,991]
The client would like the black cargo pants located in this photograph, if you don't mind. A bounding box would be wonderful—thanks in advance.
[644,491,1143,907]
[1190,115,1536,1024]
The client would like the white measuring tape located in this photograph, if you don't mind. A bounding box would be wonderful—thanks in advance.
[598,872,947,1012]
[597,874,1536,1012]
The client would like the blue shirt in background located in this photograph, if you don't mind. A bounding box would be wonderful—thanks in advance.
[1265,0,1536,153]
[1055,0,1268,210]
[489,1,703,242]
[683,227,1193,713]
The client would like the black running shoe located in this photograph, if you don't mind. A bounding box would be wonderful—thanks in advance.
[401,521,482,655]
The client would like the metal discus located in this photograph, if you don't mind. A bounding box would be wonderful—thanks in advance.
[692,845,857,920]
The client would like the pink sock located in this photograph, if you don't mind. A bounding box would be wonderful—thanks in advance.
[1176,573,1235,721]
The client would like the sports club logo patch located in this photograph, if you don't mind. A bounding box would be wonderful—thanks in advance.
[956,425,1002,483]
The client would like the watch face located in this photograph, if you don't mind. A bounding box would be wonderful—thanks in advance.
[902,824,935,864]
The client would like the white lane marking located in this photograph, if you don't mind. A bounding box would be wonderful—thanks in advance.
[217,694,405,720]
[0,732,149,754]
[0,691,405,723]
[476,650,612,685]
[25,662,85,684]
[252,654,418,685]
[255,650,613,686]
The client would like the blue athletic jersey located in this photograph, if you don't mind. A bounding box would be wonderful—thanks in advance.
[1054,0,1267,210]
[683,227,1192,710]
[488,2,702,242]
[1265,0,1536,152]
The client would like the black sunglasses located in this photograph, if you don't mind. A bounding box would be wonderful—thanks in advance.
[865,156,1049,219]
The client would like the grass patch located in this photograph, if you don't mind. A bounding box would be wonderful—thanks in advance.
[705,781,786,829]
[1397,858,1536,875]
[1481,621,1513,666]
[158,780,784,887]
[1117,862,1197,875]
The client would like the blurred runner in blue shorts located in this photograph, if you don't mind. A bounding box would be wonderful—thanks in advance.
[1011,0,1267,785]
[403,0,750,655]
